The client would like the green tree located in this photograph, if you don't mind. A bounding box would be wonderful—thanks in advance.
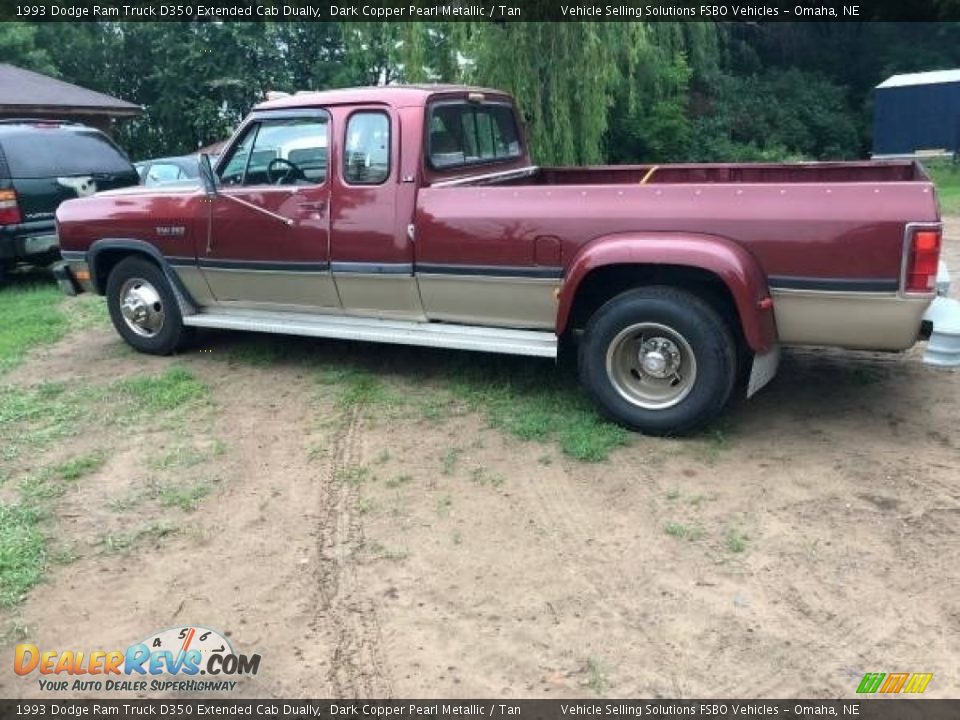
[0,22,56,75]
[454,23,643,164]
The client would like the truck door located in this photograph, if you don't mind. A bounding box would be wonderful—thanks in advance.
[201,110,339,310]
[329,105,423,320]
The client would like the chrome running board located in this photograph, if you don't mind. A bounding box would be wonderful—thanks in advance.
[183,309,558,358]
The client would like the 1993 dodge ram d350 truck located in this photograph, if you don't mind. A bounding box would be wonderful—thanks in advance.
[53,85,960,434]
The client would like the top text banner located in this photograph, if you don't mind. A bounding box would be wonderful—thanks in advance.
[2,0,960,22]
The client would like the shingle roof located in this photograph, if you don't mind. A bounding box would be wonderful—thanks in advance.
[0,63,140,115]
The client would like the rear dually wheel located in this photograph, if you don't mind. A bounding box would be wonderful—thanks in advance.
[578,286,737,435]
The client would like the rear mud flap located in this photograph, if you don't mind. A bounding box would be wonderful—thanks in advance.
[747,344,781,397]
[922,296,960,368]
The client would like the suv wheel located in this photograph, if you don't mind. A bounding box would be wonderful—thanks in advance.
[106,256,189,355]
[578,286,736,435]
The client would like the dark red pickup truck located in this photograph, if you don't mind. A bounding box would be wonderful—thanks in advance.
[54,85,960,434]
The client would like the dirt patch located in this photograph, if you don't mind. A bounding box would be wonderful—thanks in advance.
[1,232,958,698]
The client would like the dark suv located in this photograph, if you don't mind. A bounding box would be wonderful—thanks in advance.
[0,121,139,274]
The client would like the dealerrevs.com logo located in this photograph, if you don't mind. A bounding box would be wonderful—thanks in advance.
[14,626,261,693]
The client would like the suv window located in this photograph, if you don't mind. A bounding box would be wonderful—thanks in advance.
[0,129,133,179]
[428,103,522,170]
[219,116,328,187]
[343,112,390,185]
[144,163,187,185]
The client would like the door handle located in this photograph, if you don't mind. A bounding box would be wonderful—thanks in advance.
[299,200,327,212]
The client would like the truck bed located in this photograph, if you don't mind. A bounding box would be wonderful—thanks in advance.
[416,160,940,285]
[502,160,928,186]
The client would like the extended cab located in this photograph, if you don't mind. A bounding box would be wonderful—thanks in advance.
[54,86,960,434]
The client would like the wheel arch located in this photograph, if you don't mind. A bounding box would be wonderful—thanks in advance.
[558,232,777,354]
[87,239,197,312]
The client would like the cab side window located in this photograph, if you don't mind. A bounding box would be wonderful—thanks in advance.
[343,112,390,185]
[218,116,329,187]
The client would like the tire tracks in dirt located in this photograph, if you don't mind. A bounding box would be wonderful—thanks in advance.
[313,405,392,698]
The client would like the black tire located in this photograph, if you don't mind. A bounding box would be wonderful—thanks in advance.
[578,286,737,436]
[105,256,190,355]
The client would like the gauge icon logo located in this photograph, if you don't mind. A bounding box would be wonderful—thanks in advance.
[131,625,261,677]
[140,626,233,671]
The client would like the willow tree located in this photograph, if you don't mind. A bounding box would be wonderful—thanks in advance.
[450,23,645,165]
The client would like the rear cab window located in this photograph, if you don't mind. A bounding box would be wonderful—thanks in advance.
[427,101,522,170]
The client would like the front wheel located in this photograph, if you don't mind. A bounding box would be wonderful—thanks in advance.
[578,287,737,435]
[106,256,189,355]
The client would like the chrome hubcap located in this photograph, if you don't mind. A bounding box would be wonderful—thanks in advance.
[119,278,164,338]
[606,323,697,410]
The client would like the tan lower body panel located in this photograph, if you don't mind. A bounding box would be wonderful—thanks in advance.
[333,273,425,321]
[772,289,930,351]
[417,275,559,330]
[174,266,215,306]
[198,268,340,310]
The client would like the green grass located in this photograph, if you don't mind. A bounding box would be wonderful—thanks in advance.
[583,657,608,695]
[726,528,749,554]
[1,449,106,603]
[154,481,211,512]
[0,365,208,605]
[148,444,207,471]
[339,464,373,485]
[925,160,960,215]
[385,473,413,489]
[0,504,45,606]
[442,359,629,462]
[364,540,408,562]
[54,452,106,481]
[440,447,462,475]
[117,367,207,411]
[96,522,176,555]
[665,521,704,541]
[0,284,69,375]
[469,466,504,488]
[310,349,627,462]
[0,382,82,463]
[70,294,110,329]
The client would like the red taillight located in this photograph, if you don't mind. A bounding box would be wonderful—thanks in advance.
[0,189,21,225]
[904,227,942,293]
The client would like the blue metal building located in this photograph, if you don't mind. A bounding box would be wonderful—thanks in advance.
[873,69,960,158]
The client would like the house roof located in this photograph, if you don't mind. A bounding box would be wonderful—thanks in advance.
[0,63,141,116]
[877,69,960,89]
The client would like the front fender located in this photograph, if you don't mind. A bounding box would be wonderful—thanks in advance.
[558,232,777,353]
[86,238,198,312]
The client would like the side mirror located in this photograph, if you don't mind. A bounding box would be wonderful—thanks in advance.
[198,153,218,197]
